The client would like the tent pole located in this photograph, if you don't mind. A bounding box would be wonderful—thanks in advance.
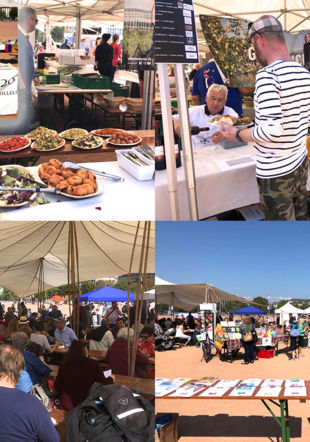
[75,7,82,49]
[284,0,287,31]
[157,63,180,220]
[174,63,198,220]
[46,17,51,52]
[141,70,154,130]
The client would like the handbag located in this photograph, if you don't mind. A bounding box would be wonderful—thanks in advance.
[290,327,300,337]
[244,331,253,342]
[251,327,258,343]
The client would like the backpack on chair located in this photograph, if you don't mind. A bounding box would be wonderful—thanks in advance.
[66,382,154,442]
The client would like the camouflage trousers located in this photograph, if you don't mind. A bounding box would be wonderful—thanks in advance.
[257,156,309,221]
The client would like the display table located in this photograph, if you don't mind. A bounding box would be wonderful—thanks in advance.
[1,160,154,220]
[222,335,288,362]
[158,378,310,442]
[156,144,310,220]
[0,130,154,161]
[37,85,113,112]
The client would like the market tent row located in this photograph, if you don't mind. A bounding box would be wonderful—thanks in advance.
[0,221,155,298]
[79,286,135,302]
[156,280,259,311]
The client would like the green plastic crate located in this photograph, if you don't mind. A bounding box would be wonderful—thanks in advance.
[45,74,60,84]
[72,74,110,89]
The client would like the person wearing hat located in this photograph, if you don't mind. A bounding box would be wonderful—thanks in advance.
[54,317,77,348]
[95,33,113,79]
[216,15,310,220]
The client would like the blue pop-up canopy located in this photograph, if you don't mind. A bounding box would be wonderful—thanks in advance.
[233,305,266,315]
[79,286,134,302]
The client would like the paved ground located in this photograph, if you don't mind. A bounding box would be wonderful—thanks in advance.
[156,343,310,441]
[0,21,17,42]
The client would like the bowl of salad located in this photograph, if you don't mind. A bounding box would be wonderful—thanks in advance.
[0,165,47,208]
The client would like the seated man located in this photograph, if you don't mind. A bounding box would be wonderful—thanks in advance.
[173,83,238,147]
[0,344,59,441]
[54,317,77,348]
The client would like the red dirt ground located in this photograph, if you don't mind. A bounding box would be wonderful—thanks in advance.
[156,343,310,441]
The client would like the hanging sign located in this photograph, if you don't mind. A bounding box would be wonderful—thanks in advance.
[154,0,199,63]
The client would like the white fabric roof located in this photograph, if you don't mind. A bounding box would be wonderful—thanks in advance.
[15,0,125,24]
[193,1,310,33]
[303,307,310,313]
[275,302,304,314]
[0,221,154,297]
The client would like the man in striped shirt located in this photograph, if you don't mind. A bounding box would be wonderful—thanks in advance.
[214,15,310,220]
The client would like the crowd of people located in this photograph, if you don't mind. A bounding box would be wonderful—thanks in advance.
[0,298,155,439]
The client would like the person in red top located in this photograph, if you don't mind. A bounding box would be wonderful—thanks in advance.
[54,340,114,410]
[137,326,155,358]
[105,327,153,377]
[110,34,122,80]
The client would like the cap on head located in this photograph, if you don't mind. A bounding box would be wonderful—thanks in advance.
[248,15,283,42]
[55,317,66,324]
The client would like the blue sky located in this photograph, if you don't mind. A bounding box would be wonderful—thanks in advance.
[156,222,310,302]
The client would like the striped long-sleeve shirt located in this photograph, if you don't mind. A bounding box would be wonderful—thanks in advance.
[252,60,310,179]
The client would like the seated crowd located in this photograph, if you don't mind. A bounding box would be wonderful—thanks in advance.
[0,300,155,439]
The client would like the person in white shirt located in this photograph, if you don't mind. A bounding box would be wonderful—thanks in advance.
[173,84,238,147]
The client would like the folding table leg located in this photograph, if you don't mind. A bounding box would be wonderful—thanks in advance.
[284,400,290,442]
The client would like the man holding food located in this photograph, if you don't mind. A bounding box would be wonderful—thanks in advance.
[173,84,240,147]
[216,15,310,220]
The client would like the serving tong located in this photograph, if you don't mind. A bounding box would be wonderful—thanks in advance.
[62,161,124,182]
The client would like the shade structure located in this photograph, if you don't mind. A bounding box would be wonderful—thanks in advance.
[0,221,154,298]
[79,286,134,302]
[303,307,310,313]
[233,305,266,315]
[274,302,304,314]
[156,281,254,311]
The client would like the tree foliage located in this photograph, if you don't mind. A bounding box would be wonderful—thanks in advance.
[35,29,45,43]
[252,297,269,307]
[51,26,65,43]
[0,288,19,301]
[9,7,17,20]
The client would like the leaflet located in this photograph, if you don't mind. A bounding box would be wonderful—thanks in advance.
[285,379,305,388]
[169,382,210,397]
[229,383,256,397]
[261,379,283,388]
[242,379,262,387]
[155,378,191,397]
[256,386,282,397]
[199,386,231,397]
[284,387,307,397]
[215,379,240,389]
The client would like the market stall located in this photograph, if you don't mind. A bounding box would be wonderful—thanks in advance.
[275,302,305,325]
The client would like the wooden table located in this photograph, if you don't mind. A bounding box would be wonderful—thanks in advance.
[37,86,113,112]
[158,379,310,442]
[0,130,154,161]
[115,374,154,401]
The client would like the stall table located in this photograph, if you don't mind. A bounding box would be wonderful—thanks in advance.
[0,158,154,221]
[158,379,310,442]
[222,335,289,363]
[0,130,154,161]
[155,144,310,220]
[37,86,113,112]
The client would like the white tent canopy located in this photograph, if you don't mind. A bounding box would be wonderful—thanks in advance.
[275,302,304,314]
[0,221,154,298]
[303,307,310,313]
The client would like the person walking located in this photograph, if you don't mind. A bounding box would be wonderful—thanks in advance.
[289,318,299,360]
[240,315,256,364]
[110,34,122,81]
[95,33,113,79]
[216,15,310,220]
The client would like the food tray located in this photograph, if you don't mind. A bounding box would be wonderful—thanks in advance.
[106,136,142,147]
[0,165,37,208]
[26,129,57,140]
[33,167,102,200]
[59,129,88,140]
[116,149,154,181]
[72,73,110,89]
[72,137,103,150]
[0,137,31,153]
[31,139,65,152]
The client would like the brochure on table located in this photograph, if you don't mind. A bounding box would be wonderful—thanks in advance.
[169,381,212,397]
[155,378,191,397]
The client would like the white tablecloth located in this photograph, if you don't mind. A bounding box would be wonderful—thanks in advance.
[156,143,310,220]
[2,161,154,220]
[155,143,259,220]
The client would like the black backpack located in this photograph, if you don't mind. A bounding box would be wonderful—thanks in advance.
[67,382,154,442]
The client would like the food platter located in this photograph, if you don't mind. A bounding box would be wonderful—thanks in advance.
[31,139,66,152]
[72,134,103,150]
[106,136,142,147]
[91,128,127,138]
[35,159,101,199]
[26,127,57,140]
[0,136,31,153]
[0,165,37,208]
[59,128,88,140]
